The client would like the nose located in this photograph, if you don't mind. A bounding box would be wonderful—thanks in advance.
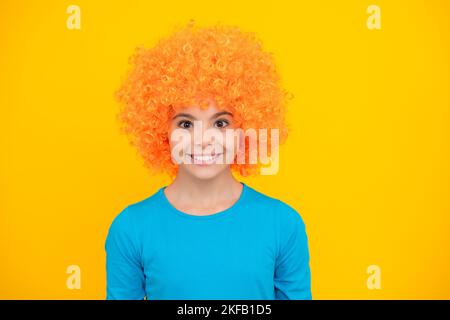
[192,121,220,152]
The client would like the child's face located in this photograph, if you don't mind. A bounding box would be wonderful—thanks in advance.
[168,101,240,180]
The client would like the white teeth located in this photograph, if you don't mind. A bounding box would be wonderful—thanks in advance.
[193,155,215,161]
[195,156,213,161]
[189,154,222,163]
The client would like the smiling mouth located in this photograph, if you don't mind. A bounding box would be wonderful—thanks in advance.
[188,153,223,165]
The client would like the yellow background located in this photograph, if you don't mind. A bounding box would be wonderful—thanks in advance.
[1,0,449,299]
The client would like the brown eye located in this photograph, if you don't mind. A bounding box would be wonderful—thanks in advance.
[214,119,230,128]
[178,120,193,129]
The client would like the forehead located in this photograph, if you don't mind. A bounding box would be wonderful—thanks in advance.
[173,103,232,118]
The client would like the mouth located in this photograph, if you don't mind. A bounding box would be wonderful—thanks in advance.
[187,153,223,165]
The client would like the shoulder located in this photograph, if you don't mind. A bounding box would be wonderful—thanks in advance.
[107,188,163,235]
[245,183,306,228]
[244,183,281,209]
[275,199,306,228]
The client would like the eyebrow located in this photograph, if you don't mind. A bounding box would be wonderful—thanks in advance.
[172,111,233,120]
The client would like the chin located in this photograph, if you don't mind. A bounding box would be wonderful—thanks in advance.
[183,164,229,180]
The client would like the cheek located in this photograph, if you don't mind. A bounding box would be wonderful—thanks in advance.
[225,129,243,152]
[168,129,193,164]
[220,131,241,165]
[223,133,234,154]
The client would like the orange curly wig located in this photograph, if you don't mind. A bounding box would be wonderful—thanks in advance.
[115,20,293,179]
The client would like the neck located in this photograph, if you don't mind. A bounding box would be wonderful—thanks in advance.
[165,168,242,206]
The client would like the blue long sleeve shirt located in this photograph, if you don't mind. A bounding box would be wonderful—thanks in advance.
[105,182,312,300]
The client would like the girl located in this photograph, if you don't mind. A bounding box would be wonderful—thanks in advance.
[105,21,312,300]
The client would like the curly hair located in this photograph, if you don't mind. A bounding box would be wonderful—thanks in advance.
[115,20,292,179]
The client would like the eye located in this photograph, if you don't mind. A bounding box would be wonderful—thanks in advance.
[214,119,230,129]
[177,120,193,129]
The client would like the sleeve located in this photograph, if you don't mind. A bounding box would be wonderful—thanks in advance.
[274,201,312,300]
[105,206,146,300]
